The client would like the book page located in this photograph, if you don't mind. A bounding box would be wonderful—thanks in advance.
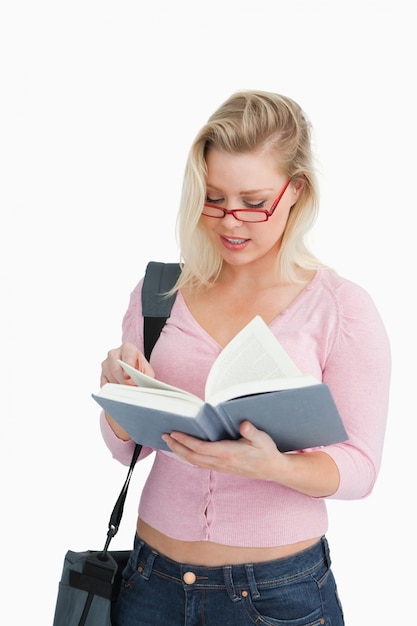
[118,360,198,400]
[97,383,203,416]
[209,375,318,407]
[205,316,307,405]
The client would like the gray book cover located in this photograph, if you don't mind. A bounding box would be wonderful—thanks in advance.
[93,383,348,453]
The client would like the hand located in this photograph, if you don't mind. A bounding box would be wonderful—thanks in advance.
[100,342,155,387]
[162,420,341,496]
[161,421,285,482]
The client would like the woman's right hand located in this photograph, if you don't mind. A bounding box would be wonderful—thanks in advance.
[100,342,155,387]
[100,342,155,441]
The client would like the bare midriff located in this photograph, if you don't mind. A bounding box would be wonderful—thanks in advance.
[137,518,320,566]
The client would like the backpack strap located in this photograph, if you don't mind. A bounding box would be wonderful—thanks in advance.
[142,261,182,361]
[102,261,181,554]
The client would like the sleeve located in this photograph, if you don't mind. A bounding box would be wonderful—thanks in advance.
[321,281,391,500]
[121,278,145,346]
[100,277,154,464]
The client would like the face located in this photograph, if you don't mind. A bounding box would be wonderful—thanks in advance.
[201,148,302,269]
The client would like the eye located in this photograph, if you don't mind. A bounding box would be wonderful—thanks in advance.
[243,200,267,210]
[205,195,224,204]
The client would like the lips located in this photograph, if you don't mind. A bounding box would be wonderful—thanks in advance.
[224,237,248,244]
[220,235,250,250]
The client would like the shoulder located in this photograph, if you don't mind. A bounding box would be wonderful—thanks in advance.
[126,276,146,311]
[315,268,381,315]
[314,268,390,355]
[121,276,145,344]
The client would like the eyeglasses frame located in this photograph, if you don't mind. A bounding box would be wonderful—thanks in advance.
[202,178,293,223]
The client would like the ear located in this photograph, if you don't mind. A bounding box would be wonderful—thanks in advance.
[290,177,305,205]
[293,177,305,193]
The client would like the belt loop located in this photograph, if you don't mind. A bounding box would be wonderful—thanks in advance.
[141,549,157,580]
[132,537,144,569]
[223,566,240,602]
[245,564,260,599]
[322,536,332,569]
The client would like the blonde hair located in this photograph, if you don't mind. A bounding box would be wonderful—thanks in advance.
[174,90,324,291]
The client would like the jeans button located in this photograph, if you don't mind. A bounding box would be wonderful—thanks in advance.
[183,571,196,584]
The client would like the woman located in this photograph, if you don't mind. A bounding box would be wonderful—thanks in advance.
[100,90,391,625]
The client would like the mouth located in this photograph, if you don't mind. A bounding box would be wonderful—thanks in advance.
[220,235,250,250]
[224,237,248,244]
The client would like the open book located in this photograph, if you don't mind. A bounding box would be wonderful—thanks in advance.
[93,316,348,452]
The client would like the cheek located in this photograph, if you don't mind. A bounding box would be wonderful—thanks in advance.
[281,200,294,223]
[268,208,291,239]
[201,215,218,235]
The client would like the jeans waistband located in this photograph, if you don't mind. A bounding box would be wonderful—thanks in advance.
[133,535,331,597]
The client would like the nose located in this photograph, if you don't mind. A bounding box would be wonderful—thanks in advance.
[222,210,244,225]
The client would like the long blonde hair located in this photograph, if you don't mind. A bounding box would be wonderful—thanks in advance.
[174,90,323,291]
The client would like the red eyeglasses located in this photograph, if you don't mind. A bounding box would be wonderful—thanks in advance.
[202,179,292,223]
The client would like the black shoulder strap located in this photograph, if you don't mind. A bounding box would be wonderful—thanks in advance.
[142,261,182,361]
[102,261,181,554]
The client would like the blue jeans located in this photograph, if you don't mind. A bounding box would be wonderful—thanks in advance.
[113,535,344,625]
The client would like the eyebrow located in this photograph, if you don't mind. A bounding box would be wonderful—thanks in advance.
[240,188,274,195]
[206,186,275,195]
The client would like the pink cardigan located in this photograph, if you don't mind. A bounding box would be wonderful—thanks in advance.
[100,268,391,548]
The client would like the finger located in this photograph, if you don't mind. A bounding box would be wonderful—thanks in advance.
[165,431,248,467]
[101,351,129,385]
[239,421,273,449]
[100,373,110,387]
[100,343,153,386]
[119,345,155,378]
[162,432,219,462]
[167,431,222,454]
[165,428,257,457]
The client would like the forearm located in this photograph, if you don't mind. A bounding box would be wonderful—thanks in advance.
[100,411,154,466]
[104,412,132,441]
[276,450,340,498]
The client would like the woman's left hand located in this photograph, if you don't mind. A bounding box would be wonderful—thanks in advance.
[161,421,284,482]
[162,420,340,496]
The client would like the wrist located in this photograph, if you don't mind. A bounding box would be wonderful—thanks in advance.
[275,450,340,498]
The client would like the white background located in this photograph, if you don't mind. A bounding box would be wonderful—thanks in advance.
[1,1,415,623]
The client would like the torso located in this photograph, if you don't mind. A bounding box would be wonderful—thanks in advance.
[138,266,319,566]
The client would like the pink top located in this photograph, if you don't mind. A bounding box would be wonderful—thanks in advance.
[100,268,391,548]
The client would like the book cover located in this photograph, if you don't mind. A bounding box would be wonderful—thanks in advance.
[93,383,348,452]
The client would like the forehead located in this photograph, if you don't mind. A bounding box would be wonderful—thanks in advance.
[205,149,283,189]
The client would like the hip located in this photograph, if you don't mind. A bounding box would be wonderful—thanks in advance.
[115,533,345,625]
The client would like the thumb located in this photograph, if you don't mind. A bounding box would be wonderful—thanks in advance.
[239,420,267,447]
